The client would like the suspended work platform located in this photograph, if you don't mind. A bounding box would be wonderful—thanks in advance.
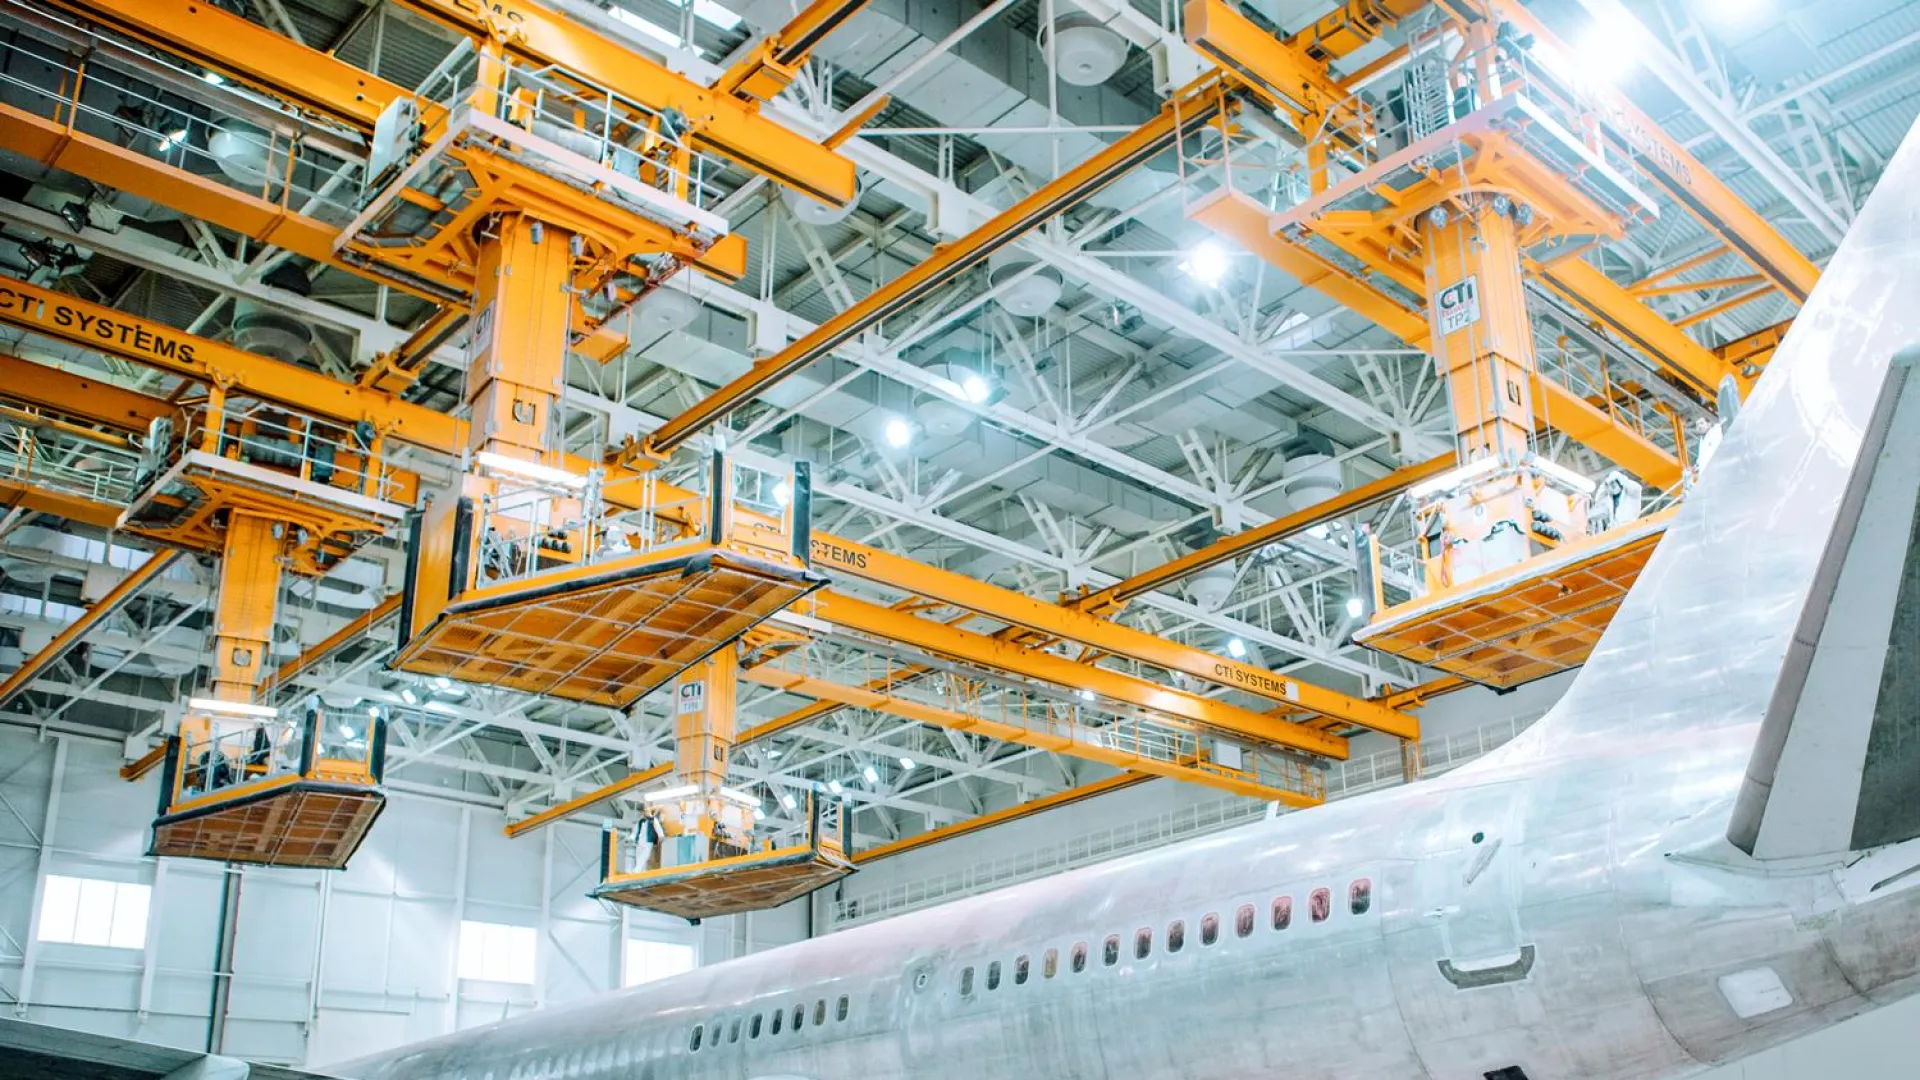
[1355,506,1675,689]
[591,794,855,921]
[150,701,387,869]
[393,455,824,708]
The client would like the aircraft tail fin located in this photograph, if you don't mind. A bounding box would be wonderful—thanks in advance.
[1520,115,1920,861]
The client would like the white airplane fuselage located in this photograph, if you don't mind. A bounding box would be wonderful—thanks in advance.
[338,712,1920,1080]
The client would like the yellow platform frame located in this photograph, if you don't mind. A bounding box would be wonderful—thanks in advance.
[591,795,854,921]
[150,709,387,869]
[1355,506,1676,689]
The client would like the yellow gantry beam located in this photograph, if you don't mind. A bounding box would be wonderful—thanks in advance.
[641,82,1236,455]
[716,0,877,103]
[1437,0,1820,304]
[45,0,856,207]
[805,591,1352,758]
[811,537,1417,740]
[1069,453,1454,616]
[855,773,1154,862]
[742,665,1324,806]
[0,548,183,711]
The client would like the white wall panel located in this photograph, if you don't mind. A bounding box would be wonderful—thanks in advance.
[0,726,806,1067]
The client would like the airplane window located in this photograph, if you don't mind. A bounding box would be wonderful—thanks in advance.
[1103,935,1120,966]
[815,1000,826,1027]
[1200,913,1219,946]
[987,961,1002,991]
[1071,942,1088,973]
[1236,903,1255,938]
[1310,888,1331,923]
[1015,954,1030,985]
[793,1004,806,1031]
[750,1015,763,1039]
[961,966,975,996]
[1135,928,1152,960]
[729,1018,741,1044]
[1272,895,1292,931]
[689,1025,703,1053]
[1167,920,1185,953]
[1350,878,1372,916]
[837,995,849,1021]
[1043,948,1058,979]
[771,1009,783,1036]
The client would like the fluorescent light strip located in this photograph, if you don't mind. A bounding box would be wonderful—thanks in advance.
[641,783,699,803]
[474,450,586,490]
[1531,455,1597,495]
[1409,455,1502,502]
[187,697,279,719]
[717,786,760,808]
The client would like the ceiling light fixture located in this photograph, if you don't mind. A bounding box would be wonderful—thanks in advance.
[959,372,992,404]
[862,765,880,784]
[1180,241,1229,286]
[899,756,916,770]
[1227,637,1247,659]
[780,793,797,810]
[186,697,278,719]
[827,779,844,795]
[1346,596,1364,618]
[883,417,913,448]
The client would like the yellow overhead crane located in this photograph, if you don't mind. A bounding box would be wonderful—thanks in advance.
[1179,0,1814,688]
[0,296,410,868]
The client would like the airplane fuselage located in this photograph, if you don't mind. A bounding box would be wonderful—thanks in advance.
[343,716,1920,1080]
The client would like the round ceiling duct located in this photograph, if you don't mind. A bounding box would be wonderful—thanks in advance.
[1281,452,1343,511]
[1188,562,1236,609]
[782,180,862,228]
[1042,13,1130,87]
[987,250,1064,318]
[914,360,981,437]
[208,123,273,188]
[634,288,702,338]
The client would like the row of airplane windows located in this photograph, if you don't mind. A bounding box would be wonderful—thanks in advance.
[688,994,851,1053]
[958,879,1375,996]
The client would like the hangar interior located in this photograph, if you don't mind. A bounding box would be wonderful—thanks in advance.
[0,0,1917,1075]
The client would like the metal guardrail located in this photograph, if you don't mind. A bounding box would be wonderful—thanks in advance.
[827,711,1538,929]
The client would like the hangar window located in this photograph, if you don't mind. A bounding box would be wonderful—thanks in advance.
[1014,954,1030,985]
[1166,920,1185,953]
[688,1025,703,1053]
[793,1004,806,1031]
[986,961,1002,990]
[1103,935,1120,966]
[1272,895,1292,931]
[729,1018,741,1044]
[1350,879,1372,916]
[960,966,975,996]
[1310,888,1331,923]
[1071,942,1088,973]
[814,999,826,1026]
[456,920,536,984]
[771,1008,783,1036]
[1134,928,1152,960]
[1200,913,1219,946]
[1043,948,1059,979]
[837,995,850,1021]
[750,1014,763,1039]
[37,875,150,950]
[1235,904,1255,938]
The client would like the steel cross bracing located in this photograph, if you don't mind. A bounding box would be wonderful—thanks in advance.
[0,0,1904,849]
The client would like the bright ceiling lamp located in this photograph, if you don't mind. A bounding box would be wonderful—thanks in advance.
[1179,241,1229,287]
[1226,637,1248,659]
[1345,596,1364,618]
[475,450,585,490]
[898,756,916,770]
[187,697,278,719]
[1574,18,1640,87]
[861,765,880,784]
[883,416,913,448]
[827,779,844,795]
[773,480,792,507]
[959,371,992,404]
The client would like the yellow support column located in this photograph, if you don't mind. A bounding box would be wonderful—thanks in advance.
[1422,197,1538,464]
[466,213,577,465]
[207,513,286,707]
[662,649,750,854]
